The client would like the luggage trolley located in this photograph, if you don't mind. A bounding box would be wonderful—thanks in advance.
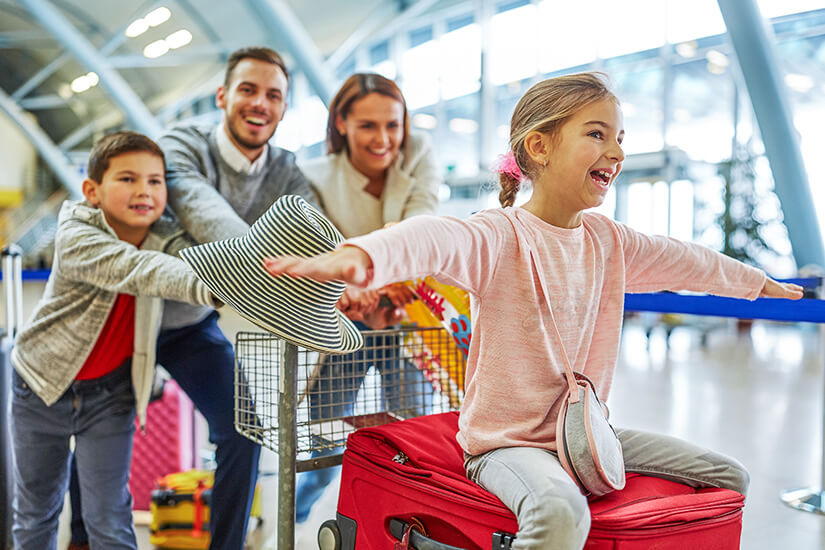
[234,326,467,550]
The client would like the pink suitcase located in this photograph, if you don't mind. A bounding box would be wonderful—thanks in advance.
[322,411,744,549]
[129,380,197,510]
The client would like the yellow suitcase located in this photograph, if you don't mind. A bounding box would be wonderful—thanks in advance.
[149,469,261,549]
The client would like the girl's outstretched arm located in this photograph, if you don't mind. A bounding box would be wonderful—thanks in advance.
[760,278,804,299]
[263,245,373,287]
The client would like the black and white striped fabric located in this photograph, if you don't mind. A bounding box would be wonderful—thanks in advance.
[180,195,364,353]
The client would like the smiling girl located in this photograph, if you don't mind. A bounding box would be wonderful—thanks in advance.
[269,72,802,549]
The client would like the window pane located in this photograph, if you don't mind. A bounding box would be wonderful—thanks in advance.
[401,40,440,109]
[537,1,597,73]
[490,4,538,85]
[598,0,666,59]
[758,0,825,18]
[440,24,481,100]
[609,60,664,154]
[443,93,480,177]
[667,58,734,162]
[447,13,474,32]
[409,26,433,48]
[665,0,726,44]
[369,41,389,65]
[670,180,695,241]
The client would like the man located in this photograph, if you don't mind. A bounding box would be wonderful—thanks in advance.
[156,47,316,549]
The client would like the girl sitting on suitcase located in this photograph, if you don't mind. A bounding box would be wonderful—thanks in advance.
[262,72,803,550]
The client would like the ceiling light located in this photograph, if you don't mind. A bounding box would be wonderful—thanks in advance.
[706,61,726,75]
[145,7,171,27]
[165,29,192,49]
[57,83,73,99]
[85,72,98,86]
[449,118,478,134]
[143,39,170,59]
[125,18,149,38]
[412,113,437,130]
[784,73,813,92]
[70,75,92,93]
[705,49,729,67]
[675,41,697,58]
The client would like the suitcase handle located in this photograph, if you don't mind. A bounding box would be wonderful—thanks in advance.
[2,244,24,341]
[389,518,515,550]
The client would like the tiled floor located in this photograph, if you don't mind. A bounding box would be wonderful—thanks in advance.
[53,310,825,549]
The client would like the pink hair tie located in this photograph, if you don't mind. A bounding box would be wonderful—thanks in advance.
[490,151,523,181]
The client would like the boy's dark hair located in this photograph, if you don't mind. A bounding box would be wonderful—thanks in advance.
[87,131,165,183]
[224,46,289,88]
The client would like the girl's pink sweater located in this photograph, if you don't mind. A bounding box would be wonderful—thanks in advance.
[347,207,766,456]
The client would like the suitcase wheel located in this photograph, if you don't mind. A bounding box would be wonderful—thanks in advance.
[318,519,342,550]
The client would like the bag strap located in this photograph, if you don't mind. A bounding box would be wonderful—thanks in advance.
[527,249,581,402]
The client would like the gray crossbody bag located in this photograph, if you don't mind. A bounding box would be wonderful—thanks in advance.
[529,249,626,496]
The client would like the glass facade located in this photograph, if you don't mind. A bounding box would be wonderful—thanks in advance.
[269,1,825,275]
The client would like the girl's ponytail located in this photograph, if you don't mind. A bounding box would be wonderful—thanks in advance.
[491,151,523,208]
[498,172,521,208]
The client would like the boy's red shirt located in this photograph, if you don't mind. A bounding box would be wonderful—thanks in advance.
[74,293,135,380]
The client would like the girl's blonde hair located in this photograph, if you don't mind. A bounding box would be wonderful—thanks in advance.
[499,72,618,207]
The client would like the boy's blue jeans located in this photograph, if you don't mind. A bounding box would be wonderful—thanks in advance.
[156,311,260,550]
[11,363,137,550]
[295,324,432,522]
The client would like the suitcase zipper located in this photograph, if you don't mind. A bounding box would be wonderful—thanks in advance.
[347,451,515,518]
[588,507,742,537]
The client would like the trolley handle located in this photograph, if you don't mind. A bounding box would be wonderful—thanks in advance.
[388,518,515,550]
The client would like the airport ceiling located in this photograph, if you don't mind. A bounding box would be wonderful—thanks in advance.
[0,0,448,150]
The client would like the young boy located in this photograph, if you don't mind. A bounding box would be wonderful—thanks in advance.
[10,131,219,550]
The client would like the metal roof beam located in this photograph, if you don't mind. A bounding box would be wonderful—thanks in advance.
[11,0,157,101]
[108,48,228,69]
[0,30,57,48]
[247,0,336,105]
[718,0,825,269]
[19,0,163,138]
[325,0,440,71]
[18,94,75,110]
[0,87,81,198]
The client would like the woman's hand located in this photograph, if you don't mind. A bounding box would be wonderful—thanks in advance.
[359,304,405,329]
[338,287,380,318]
[263,246,373,287]
[380,283,417,308]
[760,278,804,300]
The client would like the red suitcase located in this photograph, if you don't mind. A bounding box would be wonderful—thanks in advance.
[129,380,197,510]
[322,411,744,549]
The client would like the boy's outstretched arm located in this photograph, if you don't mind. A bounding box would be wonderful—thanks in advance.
[263,245,374,287]
[760,278,804,299]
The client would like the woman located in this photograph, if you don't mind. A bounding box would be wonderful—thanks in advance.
[295,73,442,523]
[304,72,439,237]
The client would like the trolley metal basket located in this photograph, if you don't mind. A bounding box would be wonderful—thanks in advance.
[234,326,466,549]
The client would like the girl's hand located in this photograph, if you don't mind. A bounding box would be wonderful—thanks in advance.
[263,246,373,287]
[760,278,804,300]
